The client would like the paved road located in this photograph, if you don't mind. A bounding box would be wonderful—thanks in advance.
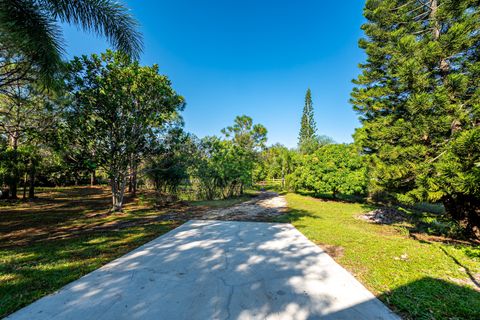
[8,220,399,320]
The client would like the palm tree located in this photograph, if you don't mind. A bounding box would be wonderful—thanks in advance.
[0,0,143,87]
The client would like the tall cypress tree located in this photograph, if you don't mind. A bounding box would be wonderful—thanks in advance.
[351,0,480,236]
[298,88,317,153]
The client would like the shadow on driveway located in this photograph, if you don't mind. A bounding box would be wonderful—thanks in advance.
[8,220,399,320]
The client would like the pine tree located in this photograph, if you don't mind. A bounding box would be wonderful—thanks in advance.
[298,88,317,153]
[351,0,480,236]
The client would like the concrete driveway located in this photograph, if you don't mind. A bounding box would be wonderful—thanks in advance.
[8,220,399,320]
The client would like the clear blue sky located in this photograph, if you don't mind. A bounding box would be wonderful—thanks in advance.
[62,0,366,148]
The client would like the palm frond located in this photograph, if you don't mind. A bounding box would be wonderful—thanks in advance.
[0,0,63,85]
[41,0,143,58]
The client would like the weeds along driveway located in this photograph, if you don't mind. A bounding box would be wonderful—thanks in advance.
[7,220,398,320]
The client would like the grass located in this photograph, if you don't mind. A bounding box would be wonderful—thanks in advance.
[0,186,248,318]
[276,193,480,320]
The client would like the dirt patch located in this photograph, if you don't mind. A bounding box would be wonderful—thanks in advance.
[358,207,407,224]
[317,243,344,258]
[449,273,480,292]
[199,192,288,221]
[409,232,479,246]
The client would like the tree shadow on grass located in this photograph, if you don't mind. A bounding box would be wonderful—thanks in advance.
[271,207,321,225]
[296,190,367,204]
[437,245,480,290]
[379,277,480,320]
[322,277,480,319]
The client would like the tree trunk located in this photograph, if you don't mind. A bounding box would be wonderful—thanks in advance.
[111,179,117,209]
[128,156,135,194]
[206,185,215,201]
[28,160,36,199]
[430,0,440,40]
[10,178,17,199]
[9,134,19,199]
[90,170,96,187]
[429,0,449,74]
[22,172,27,200]
[128,175,133,193]
[226,182,236,198]
[131,161,138,197]
[443,195,480,239]
[111,175,127,212]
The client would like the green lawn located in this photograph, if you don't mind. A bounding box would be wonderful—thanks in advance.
[277,193,480,320]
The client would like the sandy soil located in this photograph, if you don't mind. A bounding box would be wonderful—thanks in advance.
[200,191,288,221]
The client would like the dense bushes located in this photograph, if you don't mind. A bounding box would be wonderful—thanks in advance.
[254,142,368,200]
[286,144,367,198]
[144,129,193,195]
[142,115,267,201]
[193,138,252,199]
